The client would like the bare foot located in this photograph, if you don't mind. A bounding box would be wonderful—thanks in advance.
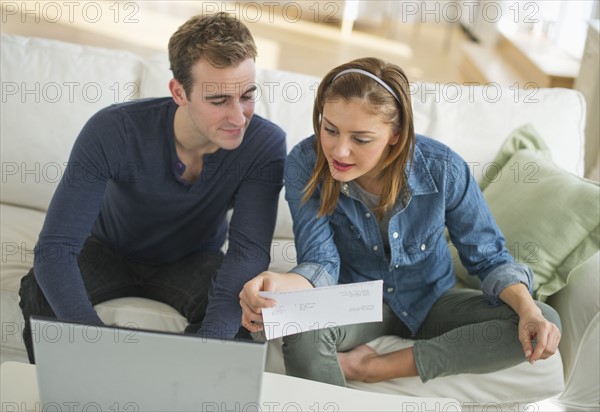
[337,344,378,382]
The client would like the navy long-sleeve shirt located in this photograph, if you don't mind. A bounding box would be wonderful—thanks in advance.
[34,97,286,338]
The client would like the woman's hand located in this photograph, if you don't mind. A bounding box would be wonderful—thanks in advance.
[499,283,561,364]
[239,271,278,333]
[517,309,561,364]
[239,271,313,333]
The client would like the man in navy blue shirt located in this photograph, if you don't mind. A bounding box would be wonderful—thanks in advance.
[19,12,286,363]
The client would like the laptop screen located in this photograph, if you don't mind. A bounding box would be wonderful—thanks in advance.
[31,317,267,411]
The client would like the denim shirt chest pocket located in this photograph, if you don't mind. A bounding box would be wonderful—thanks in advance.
[394,221,445,268]
[329,210,371,255]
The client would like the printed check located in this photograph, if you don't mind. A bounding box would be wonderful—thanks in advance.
[258,280,383,340]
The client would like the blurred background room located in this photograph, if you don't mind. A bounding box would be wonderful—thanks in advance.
[1,0,599,179]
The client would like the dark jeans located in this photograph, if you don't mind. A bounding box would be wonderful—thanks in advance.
[19,236,250,363]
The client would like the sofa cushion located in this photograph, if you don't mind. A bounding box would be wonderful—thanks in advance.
[348,336,564,406]
[0,204,44,361]
[410,84,586,179]
[0,33,144,212]
[254,68,318,240]
[482,148,600,301]
[265,335,564,406]
[0,203,190,363]
[478,124,552,191]
[138,53,172,99]
[546,253,600,407]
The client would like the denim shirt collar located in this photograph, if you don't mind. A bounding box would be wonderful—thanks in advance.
[340,143,438,213]
[407,144,438,196]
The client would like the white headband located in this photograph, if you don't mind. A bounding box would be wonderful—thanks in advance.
[332,68,401,104]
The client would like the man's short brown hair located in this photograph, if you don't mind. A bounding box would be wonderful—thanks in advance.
[168,12,257,97]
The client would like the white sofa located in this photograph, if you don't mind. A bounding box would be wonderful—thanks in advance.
[1,33,598,411]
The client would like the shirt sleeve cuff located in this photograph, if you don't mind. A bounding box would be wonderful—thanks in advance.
[289,262,336,288]
[481,263,534,305]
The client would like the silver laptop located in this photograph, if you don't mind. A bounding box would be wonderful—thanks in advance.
[31,317,267,411]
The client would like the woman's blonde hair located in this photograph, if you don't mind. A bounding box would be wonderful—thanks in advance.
[303,57,415,219]
[168,12,257,97]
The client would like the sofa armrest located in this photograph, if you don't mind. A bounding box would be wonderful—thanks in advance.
[546,252,600,408]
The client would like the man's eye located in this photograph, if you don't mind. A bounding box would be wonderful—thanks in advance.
[211,100,227,106]
[242,93,256,102]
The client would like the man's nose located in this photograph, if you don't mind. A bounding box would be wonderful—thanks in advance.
[228,101,246,126]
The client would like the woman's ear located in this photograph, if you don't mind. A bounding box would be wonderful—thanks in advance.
[169,78,187,105]
[389,133,400,145]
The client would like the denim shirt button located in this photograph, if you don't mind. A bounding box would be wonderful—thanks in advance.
[372,245,378,252]
[392,232,399,239]
[365,212,371,218]
[401,311,408,317]
[341,183,349,196]
[394,264,399,269]
[420,243,426,251]
[386,287,394,293]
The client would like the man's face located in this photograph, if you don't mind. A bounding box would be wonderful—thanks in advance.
[172,58,257,151]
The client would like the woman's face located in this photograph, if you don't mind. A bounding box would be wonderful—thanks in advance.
[320,97,398,194]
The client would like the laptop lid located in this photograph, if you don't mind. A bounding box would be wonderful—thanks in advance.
[31,317,267,411]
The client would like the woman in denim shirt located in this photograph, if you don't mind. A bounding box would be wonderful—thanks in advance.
[240,58,561,386]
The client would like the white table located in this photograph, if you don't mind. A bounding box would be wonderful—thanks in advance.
[1,361,461,411]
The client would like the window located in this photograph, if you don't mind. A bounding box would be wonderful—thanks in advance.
[499,0,598,59]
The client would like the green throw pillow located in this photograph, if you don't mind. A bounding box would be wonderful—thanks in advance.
[482,148,599,301]
[479,123,552,191]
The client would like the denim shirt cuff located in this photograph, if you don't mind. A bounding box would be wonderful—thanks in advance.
[481,263,534,305]
[289,262,336,288]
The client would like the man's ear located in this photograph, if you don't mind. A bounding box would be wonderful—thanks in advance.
[169,78,187,105]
